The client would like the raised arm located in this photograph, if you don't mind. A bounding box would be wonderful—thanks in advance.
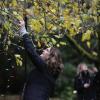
[23,35,56,83]
[17,20,47,71]
[17,20,55,83]
[22,34,48,72]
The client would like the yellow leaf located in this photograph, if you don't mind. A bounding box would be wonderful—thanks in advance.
[52,26,57,31]
[34,2,38,6]
[16,15,23,20]
[15,54,22,66]
[86,41,91,48]
[51,9,56,13]
[13,11,18,15]
[47,23,54,30]
[63,20,70,29]
[15,54,21,58]
[63,9,70,17]
[74,19,82,27]
[68,23,77,36]
[11,0,17,7]
[82,30,91,42]
[29,19,42,33]
[13,12,23,20]
[25,8,34,16]
[92,51,98,56]
[38,41,41,47]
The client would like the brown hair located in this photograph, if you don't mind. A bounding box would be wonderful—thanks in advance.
[45,47,64,75]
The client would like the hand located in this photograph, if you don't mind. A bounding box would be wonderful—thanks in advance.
[18,20,28,36]
[18,20,25,27]
[84,83,90,88]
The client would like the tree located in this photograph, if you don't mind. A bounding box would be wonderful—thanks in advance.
[0,0,99,67]
[0,0,100,98]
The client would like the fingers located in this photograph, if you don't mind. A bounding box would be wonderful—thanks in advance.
[18,20,25,27]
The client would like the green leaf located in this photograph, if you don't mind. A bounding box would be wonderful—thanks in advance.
[60,41,66,45]
[86,41,91,48]
[51,38,57,44]
[4,22,10,30]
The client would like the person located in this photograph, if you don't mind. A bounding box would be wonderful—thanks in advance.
[89,66,98,76]
[89,66,98,99]
[17,20,64,100]
[74,63,96,100]
[93,69,100,100]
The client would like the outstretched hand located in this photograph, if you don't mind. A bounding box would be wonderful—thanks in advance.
[18,20,28,36]
[18,20,25,27]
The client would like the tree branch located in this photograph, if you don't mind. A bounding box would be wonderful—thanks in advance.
[65,32,98,61]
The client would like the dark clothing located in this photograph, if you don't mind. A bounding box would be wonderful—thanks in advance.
[22,34,58,100]
[93,71,100,100]
[74,71,96,100]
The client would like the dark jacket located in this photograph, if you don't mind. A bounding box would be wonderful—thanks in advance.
[74,71,96,100]
[93,71,100,100]
[22,34,59,100]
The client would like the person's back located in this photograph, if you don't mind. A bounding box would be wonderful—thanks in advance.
[23,68,58,100]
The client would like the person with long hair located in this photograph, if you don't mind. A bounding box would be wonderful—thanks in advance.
[18,20,64,100]
[74,63,96,100]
